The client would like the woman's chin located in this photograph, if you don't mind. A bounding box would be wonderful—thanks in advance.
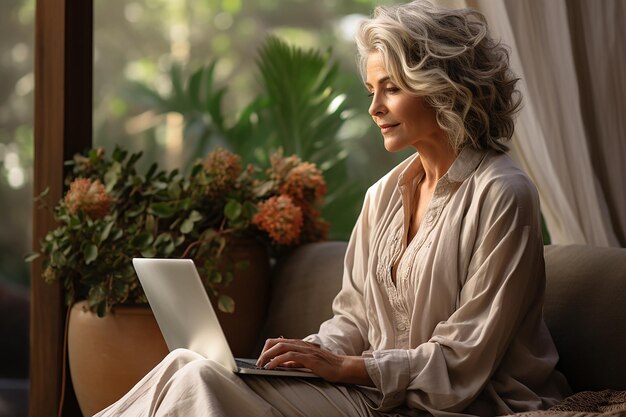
[382,140,408,153]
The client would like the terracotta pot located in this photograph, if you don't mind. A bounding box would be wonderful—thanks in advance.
[68,301,169,417]
[68,238,270,415]
[212,237,271,357]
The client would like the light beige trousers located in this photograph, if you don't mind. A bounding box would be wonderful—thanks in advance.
[93,349,411,417]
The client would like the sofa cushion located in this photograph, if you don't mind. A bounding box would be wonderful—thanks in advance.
[543,245,626,392]
[257,241,346,352]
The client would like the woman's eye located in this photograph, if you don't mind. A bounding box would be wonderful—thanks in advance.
[367,86,399,97]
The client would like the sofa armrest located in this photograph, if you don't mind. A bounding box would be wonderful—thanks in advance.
[544,244,626,392]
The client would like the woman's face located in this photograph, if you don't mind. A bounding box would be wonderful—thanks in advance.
[365,52,441,153]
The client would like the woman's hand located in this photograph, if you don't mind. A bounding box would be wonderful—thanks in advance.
[256,337,374,386]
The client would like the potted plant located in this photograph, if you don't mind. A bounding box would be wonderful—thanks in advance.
[34,145,328,313]
[29,144,328,415]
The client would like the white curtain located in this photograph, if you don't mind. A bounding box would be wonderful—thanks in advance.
[437,0,626,247]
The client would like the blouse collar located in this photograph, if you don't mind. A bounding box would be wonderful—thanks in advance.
[397,146,487,188]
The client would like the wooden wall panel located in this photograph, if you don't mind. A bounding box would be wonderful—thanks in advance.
[32,0,93,415]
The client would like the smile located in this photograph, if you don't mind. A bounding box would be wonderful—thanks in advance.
[379,123,399,134]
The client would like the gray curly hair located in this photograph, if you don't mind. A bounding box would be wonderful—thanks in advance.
[356,0,521,153]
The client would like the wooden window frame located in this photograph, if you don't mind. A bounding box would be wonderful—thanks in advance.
[32,0,93,415]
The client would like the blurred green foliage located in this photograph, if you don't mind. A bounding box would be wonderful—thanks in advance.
[92,0,409,241]
[124,36,371,238]
[0,0,35,287]
[3,0,409,288]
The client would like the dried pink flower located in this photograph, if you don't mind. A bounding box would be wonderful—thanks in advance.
[252,195,303,246]
[64,178,114,219]
[202,147,243,194]
[300,205,330,243]
[280,162,327,204]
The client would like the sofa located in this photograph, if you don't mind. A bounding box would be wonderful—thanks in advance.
[260,242,626,416]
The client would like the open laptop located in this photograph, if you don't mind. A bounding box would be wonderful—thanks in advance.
[133,258,319,378]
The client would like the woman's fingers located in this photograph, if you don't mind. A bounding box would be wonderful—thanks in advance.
[256,338,320,368]
[263,352,308,370]
[256,338,372,385]
[264,350,310,369]
[256,340,347,382]
[257,338,302,367]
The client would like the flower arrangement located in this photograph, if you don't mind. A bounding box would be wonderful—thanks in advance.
[31,146,328,316]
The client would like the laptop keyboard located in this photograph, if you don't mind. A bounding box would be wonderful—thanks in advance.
[235,358,264,370]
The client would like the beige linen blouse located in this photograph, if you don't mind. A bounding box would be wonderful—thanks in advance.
[304,147,570,416]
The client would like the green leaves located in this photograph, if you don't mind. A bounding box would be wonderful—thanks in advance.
[104,161,123,191]
[142,233,177,258]
[217,294,235,313]
[149,202,177,218]
[224,200,242,221]
[253,36,347,164]
[82,242,98,265]
[51,249,67,267]
[100,220,115,242]
[130,232,154,249]
[180,210,203,234]
[23,252,40,263]
[126,62,228,167]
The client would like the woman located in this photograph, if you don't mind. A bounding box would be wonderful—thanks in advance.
[96,1,570,416]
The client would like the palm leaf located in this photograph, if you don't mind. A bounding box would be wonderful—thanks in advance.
[254,36,346,166]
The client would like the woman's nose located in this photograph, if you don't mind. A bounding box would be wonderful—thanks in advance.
[368,94,386,117]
